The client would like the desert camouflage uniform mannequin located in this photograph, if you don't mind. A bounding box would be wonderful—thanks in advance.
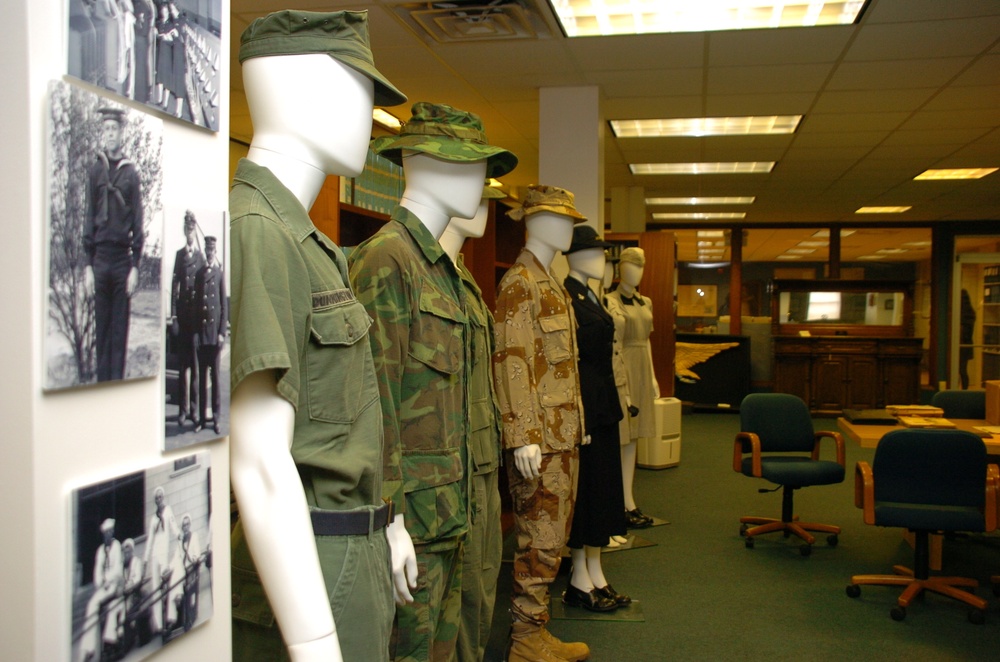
[350,103,516,662]
[493,185,591,662]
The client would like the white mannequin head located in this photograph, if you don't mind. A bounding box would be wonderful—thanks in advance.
[243,54,374,177]
[603,260,615,290]
[440,197,490,262]
[567,247,606,284]
[400,152,487,240]
[621,262,644,289]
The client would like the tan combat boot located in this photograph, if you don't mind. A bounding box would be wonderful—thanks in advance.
[539,627,589,661]
[508,623,575,662]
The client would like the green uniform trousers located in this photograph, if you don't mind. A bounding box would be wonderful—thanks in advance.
[456,469,502,662]
[231,517,394,661]
[391,543,464,662]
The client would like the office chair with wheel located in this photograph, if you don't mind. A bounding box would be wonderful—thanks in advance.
[930,389,986,419]
[846,428,998,623]
[732,393,846,556]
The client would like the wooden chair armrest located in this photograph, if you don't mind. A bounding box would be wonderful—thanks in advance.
[985,463,999,533]
[813,430,846,466]
[733,432,762,476]
[854,462,875,524]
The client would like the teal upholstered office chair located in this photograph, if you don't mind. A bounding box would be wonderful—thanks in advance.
[930,389,986,419]
[733,393,846,556]
[846,428,998,623]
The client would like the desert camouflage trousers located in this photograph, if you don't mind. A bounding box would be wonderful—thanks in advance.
[506,448,579,627]
[391,543,464,662]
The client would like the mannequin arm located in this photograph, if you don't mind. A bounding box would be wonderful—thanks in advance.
[385,513,417,605]
[230,371,342,662]
[647,343,660,399]
[513,444,542,479]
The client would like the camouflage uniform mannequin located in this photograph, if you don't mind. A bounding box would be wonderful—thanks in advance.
[493,185,591,662]
[439,186,507,662]
[350,103,516,662]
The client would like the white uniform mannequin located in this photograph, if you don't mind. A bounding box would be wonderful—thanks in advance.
[230,54,377,662]
[566,248,614,590]
[514,212,590,479]
[616,261,659,515]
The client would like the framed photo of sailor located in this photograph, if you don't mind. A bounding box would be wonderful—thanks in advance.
[70,451,214,662]
[162,206,229,450]
[44,80,165,391]
[66,0,224,131]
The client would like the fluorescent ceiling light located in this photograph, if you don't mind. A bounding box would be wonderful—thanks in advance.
[697,241,725,247]
[877,248,908,254]
[812,229,855,237]
[697,230,726,238]
[551,1,868,37]
[646,196,755,205]
[777,255,802,260]
[373,108,401,132]
[914,168,997,180]
[797,241,829,247]
[698,248,726,254]
[903,241,931,247]
[613,116,801,138]
[631,162,775,175]
[786,248,816,254]
[856,206,912,213]
[858,255,886,260]
[652,212,746,220]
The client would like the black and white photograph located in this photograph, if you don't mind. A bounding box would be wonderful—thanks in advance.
[67,0,223,131]
[70,452,212,662]
[162,206,229,449]
[46,80,165,391]
[70,452,213,662]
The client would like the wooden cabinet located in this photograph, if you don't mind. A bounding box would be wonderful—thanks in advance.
[774,336,922,414]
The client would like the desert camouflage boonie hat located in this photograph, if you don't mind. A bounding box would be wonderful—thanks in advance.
[507,184,587,224]
[620,246,646,267]
[239,10,406,107]
[373,102,518,178]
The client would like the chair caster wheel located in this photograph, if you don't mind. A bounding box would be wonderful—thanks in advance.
[800,543,812,557]
[968,609,985,625]
[745,537,755,549]
[890,606,906,621]
[846,584,860,598]
[827,534,839,547]
[740,523,749,537]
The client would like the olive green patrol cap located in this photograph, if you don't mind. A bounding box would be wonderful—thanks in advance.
[507,184,587,224]
[373,102,518,178]
[239,10,407,107]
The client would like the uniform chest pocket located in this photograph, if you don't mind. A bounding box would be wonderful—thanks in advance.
[305,298,379,424]
[538,314,573,364]
[408,284,464,375]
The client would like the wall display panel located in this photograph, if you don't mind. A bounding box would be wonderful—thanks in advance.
[45,80,165,391]
[66,0,224,131]
[70,451,214,662]
[161,206,229,450]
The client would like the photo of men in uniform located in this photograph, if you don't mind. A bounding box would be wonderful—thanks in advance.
[45,81,164,391]
[71,453,213,662]
[162,207,229,449]
[66,0,224,131]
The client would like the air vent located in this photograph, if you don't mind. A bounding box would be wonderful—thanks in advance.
[391,1,553,43]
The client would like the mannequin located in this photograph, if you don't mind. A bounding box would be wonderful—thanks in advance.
[493,185,591,662]
[563,229,630,613]
[228,11,406,662]
[440,187,505,662]
[607,249,659,528]
[603,255,633,546]
[350,101,514,661]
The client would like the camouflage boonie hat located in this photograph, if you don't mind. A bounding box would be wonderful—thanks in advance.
[373,102,518,178]
[482,183,506,200]
[507,184,587,224]
[239,10,406,107]
[620,246,646,267]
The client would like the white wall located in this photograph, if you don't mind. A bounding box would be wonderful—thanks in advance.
[1,2,232,660]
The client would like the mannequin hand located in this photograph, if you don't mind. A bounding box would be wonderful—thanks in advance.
[628,405,639,418]
[287,633,343,662]
[513,445,542,479]
[581,434,592,446]
[126,267,138,297]
[653,379,661,400]
[385,513,417,605]
[83,266,95,298]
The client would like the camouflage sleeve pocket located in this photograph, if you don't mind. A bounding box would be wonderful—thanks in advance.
[409,284,465,375]
[306,301,379,424]
[538,314,572,364]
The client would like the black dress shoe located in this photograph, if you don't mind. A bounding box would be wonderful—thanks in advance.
[625,508,653,528]
[562,584,618,612]
[213,421,221,434]
[595,584,632,606]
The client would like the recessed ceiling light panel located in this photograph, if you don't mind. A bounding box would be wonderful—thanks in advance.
[646,196,755,205]
[914,168,997,180]
[631,162,775,175]
[612,116,801,138]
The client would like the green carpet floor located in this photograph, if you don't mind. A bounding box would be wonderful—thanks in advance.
[484,412,1000,661]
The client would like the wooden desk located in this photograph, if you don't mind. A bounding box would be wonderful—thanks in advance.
[835,417,1000,571]
[836,417,1000,454]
